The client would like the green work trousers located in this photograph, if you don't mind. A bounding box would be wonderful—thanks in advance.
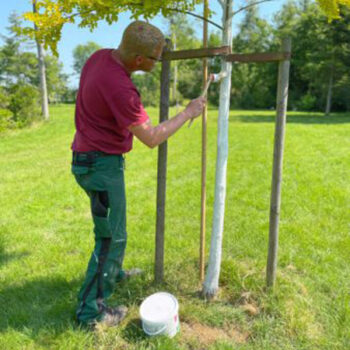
[71,152,127,324]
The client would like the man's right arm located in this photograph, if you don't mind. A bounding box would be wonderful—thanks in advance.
[128,96,206,149]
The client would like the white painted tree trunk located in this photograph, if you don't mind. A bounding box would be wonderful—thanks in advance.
[203,0,233,298]
[33,0,49,120]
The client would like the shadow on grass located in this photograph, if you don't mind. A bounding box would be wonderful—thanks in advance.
[230,112,350,124]
[0,257,247,345]
[0,269,162,343]
[0,258,253,348]
[0,276,82,334]
[122,317,148,342]
[0,245,30,266]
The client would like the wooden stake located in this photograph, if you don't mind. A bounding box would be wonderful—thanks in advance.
[155,39,171,283]
[200,0,209,282]
[266,38,292,288]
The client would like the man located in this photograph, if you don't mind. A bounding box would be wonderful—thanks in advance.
[71,20,206,328]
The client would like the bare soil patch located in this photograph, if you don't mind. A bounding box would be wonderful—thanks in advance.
[181,321,249,348]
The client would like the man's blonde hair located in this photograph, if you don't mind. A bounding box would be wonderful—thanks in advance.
[119,21,165,59]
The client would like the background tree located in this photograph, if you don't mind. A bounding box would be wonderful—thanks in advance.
[44,55,69,103]
[0,13,40,127]
[33,0,49,120]
[316,4,350,114]
[72,41,102,76]
[0,13,68,130]
[274,0,350,112]
[231,2,275,109]
[165,14,202,105]
[131,65,162,107]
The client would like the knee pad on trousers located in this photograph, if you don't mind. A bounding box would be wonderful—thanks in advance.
[91,191,109,217]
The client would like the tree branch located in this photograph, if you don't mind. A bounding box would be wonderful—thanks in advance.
[33,4,224,30]
[217,0,225,9]
[170,9,223,30]
[62,7,223,31]
[232,0,276,17]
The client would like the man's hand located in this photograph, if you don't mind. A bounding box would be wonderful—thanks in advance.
[184,96,207,120]
[128,96,207,149]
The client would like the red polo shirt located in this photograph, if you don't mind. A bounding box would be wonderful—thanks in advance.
[71,49,149,154]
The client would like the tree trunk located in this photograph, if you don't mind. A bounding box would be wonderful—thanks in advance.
[202,0,233,299]
[325,64,334,116]
[33,0,49,120]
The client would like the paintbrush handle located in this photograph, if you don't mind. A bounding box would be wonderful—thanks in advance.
[188,77,212,128]
[201,78,212,97]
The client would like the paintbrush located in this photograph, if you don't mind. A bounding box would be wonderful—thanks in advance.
[188,71,227,128]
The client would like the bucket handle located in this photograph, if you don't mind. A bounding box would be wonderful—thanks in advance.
[142,322,167,336]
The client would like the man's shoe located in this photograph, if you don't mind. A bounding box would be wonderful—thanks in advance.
[97,305,128,327]
[116,268,143,282]
[124,268,143,279]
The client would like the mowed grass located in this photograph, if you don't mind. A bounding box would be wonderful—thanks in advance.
[0,104,349,350]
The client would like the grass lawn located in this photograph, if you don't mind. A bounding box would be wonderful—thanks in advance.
[0,104,349,349]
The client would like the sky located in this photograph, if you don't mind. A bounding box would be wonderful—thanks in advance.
[0,0,288,87]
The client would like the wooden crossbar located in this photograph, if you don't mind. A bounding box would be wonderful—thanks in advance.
[162,47,291,63]
[226,52,291,63]
[162,46,231,61]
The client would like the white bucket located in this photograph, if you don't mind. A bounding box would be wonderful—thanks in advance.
[140,292,180,338]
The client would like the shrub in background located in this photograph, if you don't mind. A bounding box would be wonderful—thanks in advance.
[0,108,13,132]
[296,93,317,111]
[8,84,40,127]
[0,87,13,132]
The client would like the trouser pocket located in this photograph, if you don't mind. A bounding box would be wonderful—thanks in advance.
[71,151,97,175]
[90,190,112,238]
[71,164,90,175]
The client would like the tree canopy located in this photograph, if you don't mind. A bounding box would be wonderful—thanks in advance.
[20,0,350,55]
[8,0,350,114]
[318,0,350,19]
[22,0,202,54]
